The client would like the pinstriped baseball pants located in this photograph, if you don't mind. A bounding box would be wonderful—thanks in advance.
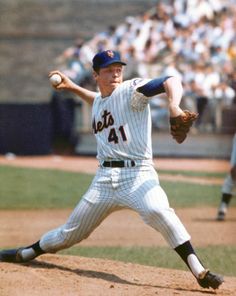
[222,133,236,195]
[40,164,191,252]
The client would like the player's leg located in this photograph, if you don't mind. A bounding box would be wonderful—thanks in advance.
[0,171,119,263]
[217,133,236,220]
[140,186,223,288]
[124,167,223,289]
[119,167,191,249]
[39,197,119,253]
[0,197,118,263]
[216,176,233,221]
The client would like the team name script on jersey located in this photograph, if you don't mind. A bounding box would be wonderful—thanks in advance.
[92,109,127,144]
[92,109,114,134]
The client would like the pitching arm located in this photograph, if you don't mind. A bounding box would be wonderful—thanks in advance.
[49,70,97,106]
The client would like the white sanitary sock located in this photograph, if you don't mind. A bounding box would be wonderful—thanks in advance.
[187,254,205,278]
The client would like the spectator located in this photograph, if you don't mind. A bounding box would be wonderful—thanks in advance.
[212,81,236,131]
[188,80,208,131]
[54,38,90,85]
[55,0,236,132]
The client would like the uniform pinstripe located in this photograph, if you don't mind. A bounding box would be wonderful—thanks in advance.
[40,78,190,252]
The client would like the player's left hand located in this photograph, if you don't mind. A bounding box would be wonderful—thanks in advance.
[170,110,198,144]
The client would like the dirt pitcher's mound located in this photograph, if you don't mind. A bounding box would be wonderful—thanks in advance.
[1,254,235,296]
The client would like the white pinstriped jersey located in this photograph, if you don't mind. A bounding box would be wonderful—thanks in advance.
[92,78,152,161]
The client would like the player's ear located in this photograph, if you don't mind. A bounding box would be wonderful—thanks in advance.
[93,70,99,80]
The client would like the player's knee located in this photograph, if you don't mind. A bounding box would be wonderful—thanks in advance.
[58,236,74,249]
[143,206,170,224]
[51,227,81,251]
[59,226,91,249]
[142,207,161,222]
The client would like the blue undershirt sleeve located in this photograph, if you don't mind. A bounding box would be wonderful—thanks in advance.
[136,76,171,97]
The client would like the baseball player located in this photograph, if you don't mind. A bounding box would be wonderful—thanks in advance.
[216,132,236,221]
[0,50,223,290]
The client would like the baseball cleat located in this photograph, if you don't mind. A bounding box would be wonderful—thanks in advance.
[216,211,226,221]
[216,202,228,221]
[0,248,25,263]
[197,270,224,289]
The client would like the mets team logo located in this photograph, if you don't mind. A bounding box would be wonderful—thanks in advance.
[107,50,114,58]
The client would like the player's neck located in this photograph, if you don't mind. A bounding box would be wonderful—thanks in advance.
[100,89,114,98]
[99,83,120,98]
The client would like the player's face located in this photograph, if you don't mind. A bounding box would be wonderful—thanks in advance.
[94,63,124,97]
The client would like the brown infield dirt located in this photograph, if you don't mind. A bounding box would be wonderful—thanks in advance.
[0,155,235,296]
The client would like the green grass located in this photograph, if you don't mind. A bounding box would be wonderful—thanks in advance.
[0,165,93,209]
[0,165,230,209]
[59,245,236,276]
[162,181,223,207]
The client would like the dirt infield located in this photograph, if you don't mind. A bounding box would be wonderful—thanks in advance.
[2,255,236,296]
[0,155,235,295]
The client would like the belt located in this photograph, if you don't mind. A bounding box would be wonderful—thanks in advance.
[102,160,136,168]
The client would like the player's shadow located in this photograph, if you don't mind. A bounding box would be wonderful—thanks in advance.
[23,259,216,294]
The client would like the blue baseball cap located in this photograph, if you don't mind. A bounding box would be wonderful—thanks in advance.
[92,50,126,71]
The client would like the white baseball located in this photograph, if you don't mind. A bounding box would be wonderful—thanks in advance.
[49,74,62,86]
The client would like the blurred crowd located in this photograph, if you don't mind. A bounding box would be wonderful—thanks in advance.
[54,0,236,132]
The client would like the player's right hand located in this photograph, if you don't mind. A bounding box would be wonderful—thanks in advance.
[48,70,74,90]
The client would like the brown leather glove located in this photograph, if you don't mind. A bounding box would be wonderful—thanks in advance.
[170,110,198,143]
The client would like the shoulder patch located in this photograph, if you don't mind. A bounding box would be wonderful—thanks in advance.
[132,78,143,87]
[131,78,151,89]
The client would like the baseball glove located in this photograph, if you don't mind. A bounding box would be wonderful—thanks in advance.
[170,110,198,143]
